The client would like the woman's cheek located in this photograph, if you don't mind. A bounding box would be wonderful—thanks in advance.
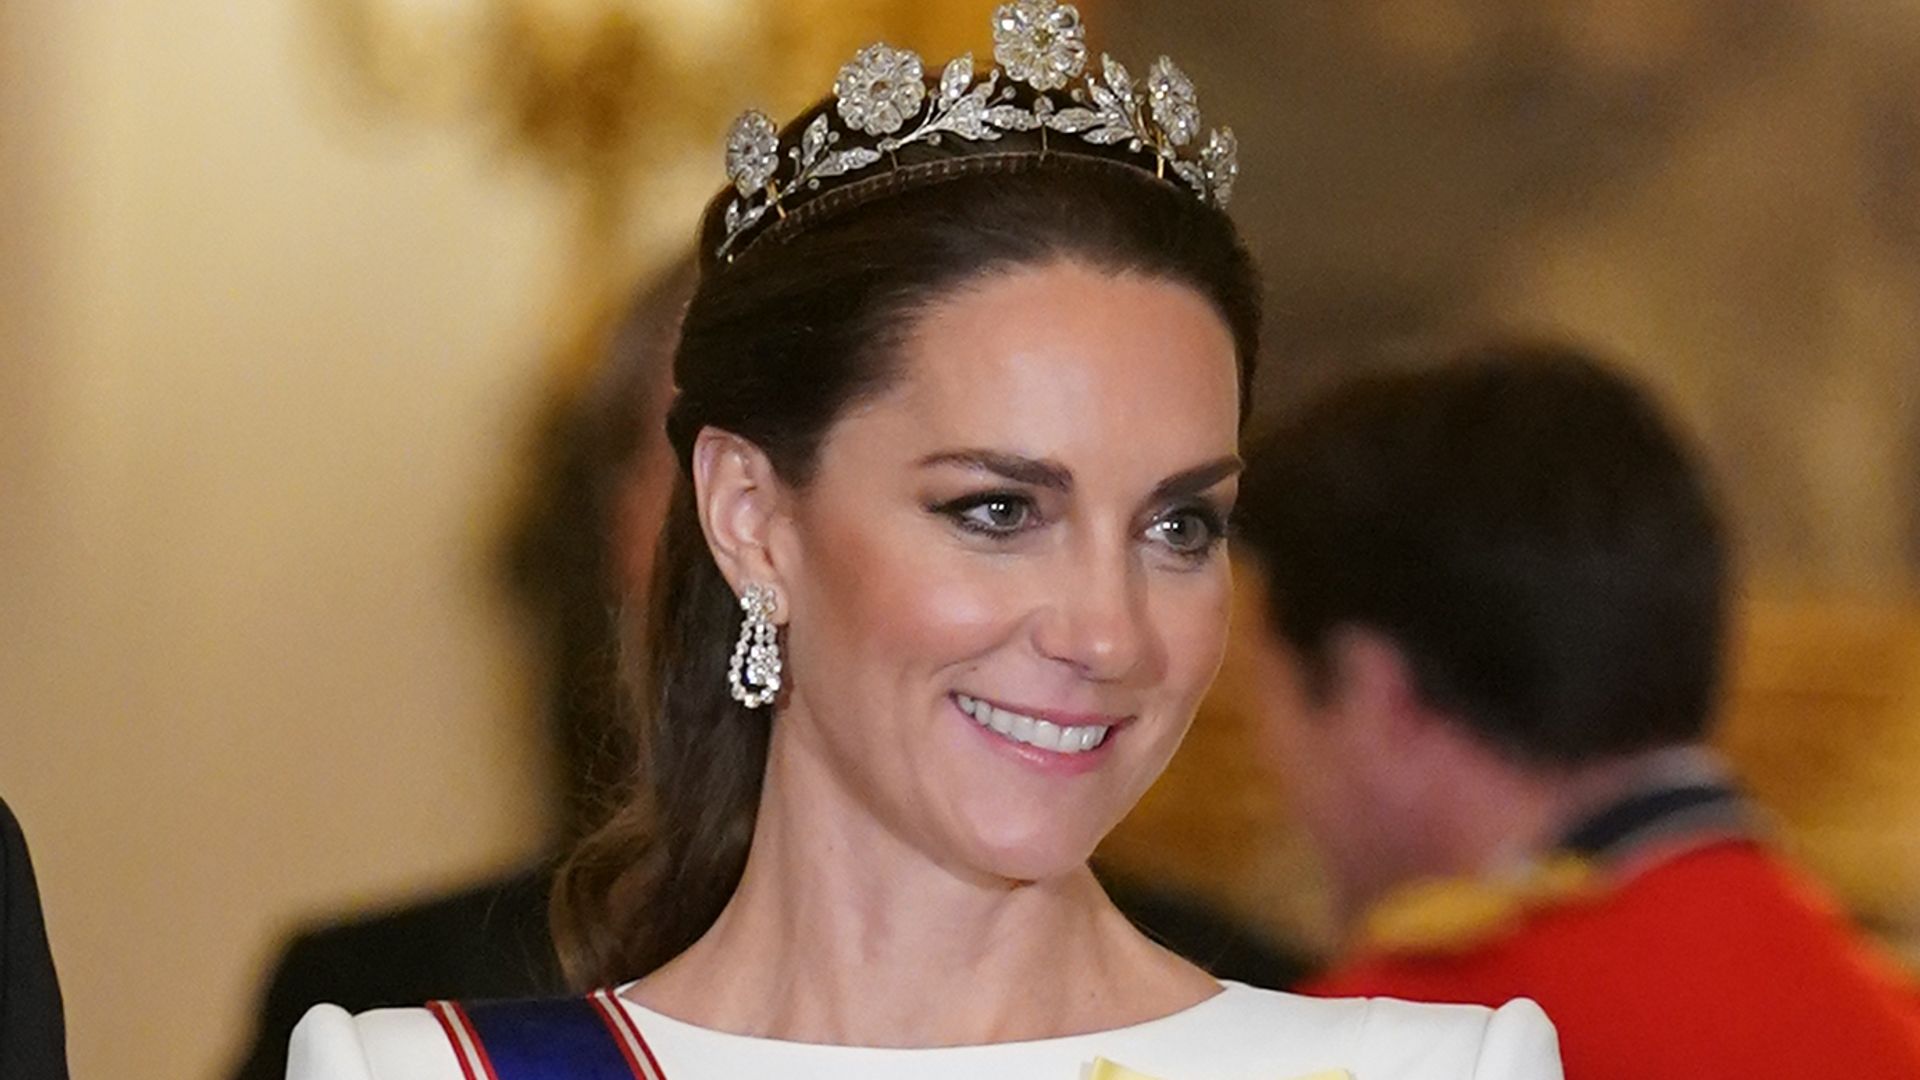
[1160,567,1233,690]
[829,528,1025,664]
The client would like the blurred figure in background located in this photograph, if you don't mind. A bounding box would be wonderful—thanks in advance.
[1232,344,1920,1078]
[1,799,69,1080]
[225,260,695,1080]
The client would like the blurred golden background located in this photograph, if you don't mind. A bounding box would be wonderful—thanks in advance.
[1,2,1916,1078]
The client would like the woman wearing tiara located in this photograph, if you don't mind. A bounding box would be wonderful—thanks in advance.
[289,4,1561,1078]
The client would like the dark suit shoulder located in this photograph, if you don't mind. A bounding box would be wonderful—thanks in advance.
[1,797,71,1080]
[227,866,563,1080]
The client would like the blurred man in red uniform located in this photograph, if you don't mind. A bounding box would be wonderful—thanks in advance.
[1233,343,1920,1078]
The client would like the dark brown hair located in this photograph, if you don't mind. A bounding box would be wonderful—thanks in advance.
[1235,343,1729,766]
[551,103,1262,988]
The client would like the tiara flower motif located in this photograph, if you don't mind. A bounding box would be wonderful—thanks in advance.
[835,44,927,136]
[716,0,1239,259]
[725,112,781,197]
[992,0,1088,91]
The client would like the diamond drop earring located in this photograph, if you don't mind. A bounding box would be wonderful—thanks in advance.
[727,583,783,709]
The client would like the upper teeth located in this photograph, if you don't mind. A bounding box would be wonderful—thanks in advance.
[954,694,1111,754]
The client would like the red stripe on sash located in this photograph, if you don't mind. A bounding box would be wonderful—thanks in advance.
[591,988,669,1080]
[429,999,503,1080]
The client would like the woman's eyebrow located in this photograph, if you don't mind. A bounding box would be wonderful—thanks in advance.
[917,449,1074,491]
[1148,455,1243,503]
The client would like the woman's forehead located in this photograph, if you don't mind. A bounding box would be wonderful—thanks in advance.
[821,262,1242,479]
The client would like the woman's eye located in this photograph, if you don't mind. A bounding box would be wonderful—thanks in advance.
[1147,507,1224,557]
[946,494,1036,535]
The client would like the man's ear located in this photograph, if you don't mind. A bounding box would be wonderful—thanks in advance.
[690,426,790,619]
[1325,625,1436,749]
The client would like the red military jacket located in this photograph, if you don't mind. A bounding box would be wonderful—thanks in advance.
[1307,767,1920,1079]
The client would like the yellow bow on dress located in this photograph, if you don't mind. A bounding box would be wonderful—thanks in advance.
[1088,1059,1352,1080]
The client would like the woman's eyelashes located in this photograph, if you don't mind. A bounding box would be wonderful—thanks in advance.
[1145,501,1229,563]
[931,490,1043,538]
[929,490,1229,563]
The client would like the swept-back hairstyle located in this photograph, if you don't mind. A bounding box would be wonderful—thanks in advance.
[551,103,1262,988]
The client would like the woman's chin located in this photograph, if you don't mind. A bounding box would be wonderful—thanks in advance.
[952,812,1113,884]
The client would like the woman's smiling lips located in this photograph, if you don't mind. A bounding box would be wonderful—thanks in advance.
[951,692,1130,764]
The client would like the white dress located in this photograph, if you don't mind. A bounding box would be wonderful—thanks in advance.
[287,982,1562,1080]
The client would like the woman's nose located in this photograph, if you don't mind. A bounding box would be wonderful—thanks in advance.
[1031,547,1156,683]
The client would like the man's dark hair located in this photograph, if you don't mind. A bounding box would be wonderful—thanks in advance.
[1235,342,1729,766]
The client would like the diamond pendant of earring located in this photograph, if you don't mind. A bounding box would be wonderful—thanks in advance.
[727,583,782,708]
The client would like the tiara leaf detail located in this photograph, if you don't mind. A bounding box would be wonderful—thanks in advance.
[715,0,1238,260]
[1147,58,1200,147]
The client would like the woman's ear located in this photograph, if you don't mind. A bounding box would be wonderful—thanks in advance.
[690,427,790,617]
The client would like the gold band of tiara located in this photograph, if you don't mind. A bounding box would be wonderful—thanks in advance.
[716,0,1239,261]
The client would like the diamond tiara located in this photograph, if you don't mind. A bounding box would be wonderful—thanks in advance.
[715,0,1239,262]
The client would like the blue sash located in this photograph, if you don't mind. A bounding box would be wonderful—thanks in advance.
[429,990,662,1080]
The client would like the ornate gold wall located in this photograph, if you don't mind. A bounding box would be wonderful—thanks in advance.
[1111,0,1920,596]
[1724,601,1920,964]
[311,0,1021,384]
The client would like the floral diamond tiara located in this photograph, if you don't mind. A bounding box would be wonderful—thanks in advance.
[715,0,1238,261]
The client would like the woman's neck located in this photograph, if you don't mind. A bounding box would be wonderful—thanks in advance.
[625,720,1219,1046]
